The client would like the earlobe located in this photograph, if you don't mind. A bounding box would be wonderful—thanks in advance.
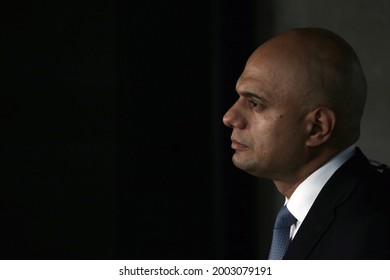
[306,107,336,147]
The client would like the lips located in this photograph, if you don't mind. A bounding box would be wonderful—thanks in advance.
[231,139,248,150]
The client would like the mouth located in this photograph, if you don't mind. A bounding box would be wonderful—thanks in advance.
[231,139,249,150]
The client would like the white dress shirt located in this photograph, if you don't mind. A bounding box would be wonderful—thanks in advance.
[286,145,356,239]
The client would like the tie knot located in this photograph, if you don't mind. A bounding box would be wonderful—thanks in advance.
[274,206,297,229]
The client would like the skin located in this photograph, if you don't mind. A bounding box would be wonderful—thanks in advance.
[222,28,367,198]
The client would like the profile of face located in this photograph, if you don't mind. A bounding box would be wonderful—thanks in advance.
[222,39,311,182]
[222,28,366,184]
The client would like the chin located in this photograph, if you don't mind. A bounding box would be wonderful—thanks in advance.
[232,155,259,175]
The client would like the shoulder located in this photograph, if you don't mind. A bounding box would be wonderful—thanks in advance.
[365,156,390,194]
[343,147,390,183]
[367,159,390,208]
[325,147,390,210]
[369,159,390,179]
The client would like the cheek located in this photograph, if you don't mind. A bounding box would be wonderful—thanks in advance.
[273,118,307,155]
[250,120,275,151]
[251,117,302,151]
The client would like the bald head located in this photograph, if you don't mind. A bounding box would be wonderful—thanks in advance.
[224,28,367,190]
[248,28,367,144]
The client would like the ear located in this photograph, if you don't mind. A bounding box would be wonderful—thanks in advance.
[305,107,336,147]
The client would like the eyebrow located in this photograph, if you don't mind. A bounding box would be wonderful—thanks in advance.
[239,91,269,104]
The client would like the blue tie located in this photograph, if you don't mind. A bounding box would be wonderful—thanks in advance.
[268,205,297,260]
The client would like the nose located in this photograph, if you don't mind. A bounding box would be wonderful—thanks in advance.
[222,102,245,129]
[222,108,233,128]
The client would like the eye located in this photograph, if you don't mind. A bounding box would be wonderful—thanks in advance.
[249,99,258,107]
[249,99,265,110]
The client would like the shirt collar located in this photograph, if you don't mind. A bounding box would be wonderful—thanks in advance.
[287,145,356,223]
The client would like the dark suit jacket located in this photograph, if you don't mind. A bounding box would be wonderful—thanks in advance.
[284,148,390,259]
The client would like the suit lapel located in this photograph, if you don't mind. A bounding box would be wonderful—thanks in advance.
[284,149,369,259]
[284,192,335,259]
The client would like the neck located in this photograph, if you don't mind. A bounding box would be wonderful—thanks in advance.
[273,146,347,198]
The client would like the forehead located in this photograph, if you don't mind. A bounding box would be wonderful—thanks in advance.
[236,45,309,99]
[236,72,270,97]
[235,55,279,100]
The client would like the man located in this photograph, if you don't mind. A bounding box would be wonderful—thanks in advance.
[222,28,390,259]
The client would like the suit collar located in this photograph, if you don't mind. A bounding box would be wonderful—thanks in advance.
[287,145,356,227]
[284,148,370,259]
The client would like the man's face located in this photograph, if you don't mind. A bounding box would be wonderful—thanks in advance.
[223,47,310,181]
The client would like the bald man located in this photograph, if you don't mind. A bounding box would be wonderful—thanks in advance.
[223,28,390,260]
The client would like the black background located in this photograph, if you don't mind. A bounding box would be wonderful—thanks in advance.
[2,0,276,259]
